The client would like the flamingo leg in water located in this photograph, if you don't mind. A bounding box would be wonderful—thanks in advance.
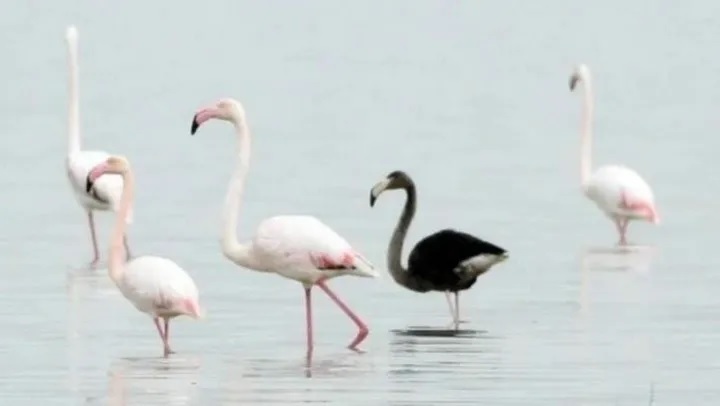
[304,287,314,362]
[87,211,99,266]
[153,317,173,357]
[163,318,175,356]
[445,291,455,318]
[444,292,458,329]
[316,281,368,352]
[444,292,465,330]
[614,218,629,245]
[454,292,460,330]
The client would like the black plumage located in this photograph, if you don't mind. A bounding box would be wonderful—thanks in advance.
[369,170,508,329]
[408,229,507,292]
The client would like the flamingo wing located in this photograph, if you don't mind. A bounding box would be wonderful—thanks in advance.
[252,215,378,277]
[586,165,658,221]
[122,256,201,317]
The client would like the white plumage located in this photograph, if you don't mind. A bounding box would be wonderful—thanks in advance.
[569,64,659,245]
[117,256,201,318]
[248,215,378,285]
[584,164,657,222]
[191,98,377,357]
[86,156,202,357]
[64,25,132,265]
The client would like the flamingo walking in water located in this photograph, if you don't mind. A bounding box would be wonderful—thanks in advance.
[86,156,202,357]
[190,98,378,357]
[569,64,659,245]
[64,25,132,266]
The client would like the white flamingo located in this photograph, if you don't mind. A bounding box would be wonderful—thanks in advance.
[64,25,132,266]
[190,98,378,356]
[86,156,203,357]
[569,64,660,245]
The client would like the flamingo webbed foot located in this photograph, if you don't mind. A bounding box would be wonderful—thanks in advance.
[347,327,368,352]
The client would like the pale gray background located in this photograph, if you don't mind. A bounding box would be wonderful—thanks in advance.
[0,0,718,404]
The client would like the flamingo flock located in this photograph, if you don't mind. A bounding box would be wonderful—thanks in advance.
[63,25,659,358]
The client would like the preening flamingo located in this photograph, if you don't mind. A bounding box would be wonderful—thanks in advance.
[190,98,378,356]
[569,64,660,245]
[86,156,202,357]
[370,170,508,330]
[64,25,132,266]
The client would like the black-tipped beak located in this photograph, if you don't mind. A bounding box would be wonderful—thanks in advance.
[85,174,93,193]
[569,75,579,91]
[191,114,200,135]
[370,192,377,207]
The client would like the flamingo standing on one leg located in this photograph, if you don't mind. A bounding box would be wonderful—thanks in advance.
[64,25,132,266]
[190,98,378,358]
[569,63,660,245]
[86,156,203,357]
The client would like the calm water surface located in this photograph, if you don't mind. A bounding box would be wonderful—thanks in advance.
[1,1,719,404]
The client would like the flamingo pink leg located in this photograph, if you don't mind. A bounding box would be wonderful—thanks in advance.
[316,281,369,351]
[153,317,173,357]
[304,287,314,361]
[87,211,99,266]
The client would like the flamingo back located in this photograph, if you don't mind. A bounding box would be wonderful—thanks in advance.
[251,215,378,282]
[119,256,201,318]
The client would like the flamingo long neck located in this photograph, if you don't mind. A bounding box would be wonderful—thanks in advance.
[387,183,417,288]
[221,118,261,270]
[108,170,134,285]
[66,30,81,156]
[579,73,594,188]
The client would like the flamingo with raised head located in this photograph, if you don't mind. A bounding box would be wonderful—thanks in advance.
[86,156,202,357]
[190,98,378,357]
[64,25,132,266]
[569,63,659,245]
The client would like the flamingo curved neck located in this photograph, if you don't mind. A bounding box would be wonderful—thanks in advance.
[66,30,80,156]
[387,183,417,287]
[108,171,133,285]
[579,74,594,187]
[221,119,261,270]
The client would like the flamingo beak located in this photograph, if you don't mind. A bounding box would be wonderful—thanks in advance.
[369,179,391,207]
[85,174,93,193]
[191,107,219,135]
[85,163,108,193]
[191,113,201,135]
[569,74,579,91]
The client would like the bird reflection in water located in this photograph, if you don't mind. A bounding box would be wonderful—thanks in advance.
[106,357,202,405]
[224,350,373,383]
[578,244,657,315]
[388,329,503,388]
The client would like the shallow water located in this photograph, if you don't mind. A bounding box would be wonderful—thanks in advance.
[2,0,720,404]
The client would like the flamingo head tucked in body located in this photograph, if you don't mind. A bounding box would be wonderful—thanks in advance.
[369,170,414,207]
[190,98,246,135]
[85,156,131,193]
[569,63,591,91]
